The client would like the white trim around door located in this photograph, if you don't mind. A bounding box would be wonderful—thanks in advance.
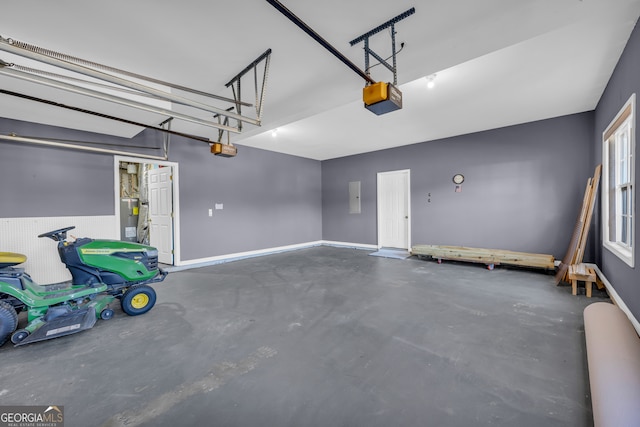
[113,155,181,265]
[377,169,411,250]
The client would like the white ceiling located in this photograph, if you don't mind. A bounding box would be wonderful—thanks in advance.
[1,0,639,160]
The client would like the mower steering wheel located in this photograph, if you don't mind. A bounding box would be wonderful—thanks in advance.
[38,226,76,242]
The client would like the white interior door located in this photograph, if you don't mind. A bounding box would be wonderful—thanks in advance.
[148,166,174,264]
[377,169,411,249]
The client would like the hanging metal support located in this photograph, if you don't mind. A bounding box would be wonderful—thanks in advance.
[391,26,398,86]
[364,38,371,81]
[349,7,415,86]
[214,108,234,143]
[361,27,397,84]
[211,107,237,157]
[225,49,272,129]
[160,118,172,158]
[229,77,242,132]
[255,52,271,125]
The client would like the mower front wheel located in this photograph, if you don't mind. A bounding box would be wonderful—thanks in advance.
[11,329,29,345]
[121,285,156,316]
[100,308,114,320]
[0,301,18,347]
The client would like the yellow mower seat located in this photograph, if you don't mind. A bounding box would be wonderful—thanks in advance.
[0,252,27,268]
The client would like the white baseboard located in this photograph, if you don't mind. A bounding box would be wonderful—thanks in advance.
[586,263,640,336]
[170,240,377,271]
[172,241,325,270]
[321,241,377,250]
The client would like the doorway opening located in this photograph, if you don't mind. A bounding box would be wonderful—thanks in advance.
[115,156,180,266]
[377,169,411,250]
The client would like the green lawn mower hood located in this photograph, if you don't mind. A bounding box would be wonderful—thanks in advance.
[59,238,165,288]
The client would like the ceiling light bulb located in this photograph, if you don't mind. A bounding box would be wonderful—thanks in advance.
[272,129,278,138]
[426,74,436,89]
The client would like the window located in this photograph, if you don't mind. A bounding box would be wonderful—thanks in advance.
[602,93,635,267]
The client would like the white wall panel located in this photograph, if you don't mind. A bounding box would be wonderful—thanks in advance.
[0,216,117,284]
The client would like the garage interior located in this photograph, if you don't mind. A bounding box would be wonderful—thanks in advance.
[1,1,640,426]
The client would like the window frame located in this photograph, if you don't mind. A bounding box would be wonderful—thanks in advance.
[602,93,635,267]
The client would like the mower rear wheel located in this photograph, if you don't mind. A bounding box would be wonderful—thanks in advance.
[121,285,156,316]
[0,301,18,347]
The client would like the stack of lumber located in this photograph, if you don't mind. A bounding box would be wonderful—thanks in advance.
[555,165,601,284]
[411,245,555,270]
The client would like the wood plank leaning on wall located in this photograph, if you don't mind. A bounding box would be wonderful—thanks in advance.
[555,165,602,284]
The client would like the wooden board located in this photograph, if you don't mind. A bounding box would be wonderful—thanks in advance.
[555,165,601,284]
[575,165,601,266]
[411,245,555,270]
[555,179,592,284]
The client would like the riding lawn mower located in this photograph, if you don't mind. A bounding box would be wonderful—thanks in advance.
[0,226,167,347]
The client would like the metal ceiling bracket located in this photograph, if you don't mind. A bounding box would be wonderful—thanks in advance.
[225,49,272,131]
[214,107,235,144]
[160,118,172,158]
[349,7,415,86]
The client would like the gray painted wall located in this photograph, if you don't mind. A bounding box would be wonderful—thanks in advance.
[322,112,595,259]
[171,136,322,260]
[593,19,640,318]
[0,118,124,217]
[0,118,322,262]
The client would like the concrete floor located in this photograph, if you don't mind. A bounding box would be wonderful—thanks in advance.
[0,246,607,427]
